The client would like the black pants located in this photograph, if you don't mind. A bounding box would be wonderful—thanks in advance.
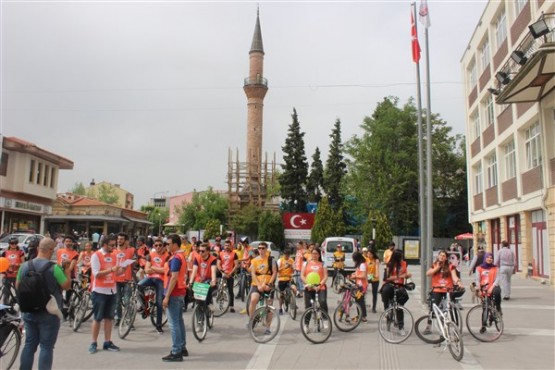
[381,284,409,329]
[355,291,367,318]
[304,289,328,313]
[369,281,379,311]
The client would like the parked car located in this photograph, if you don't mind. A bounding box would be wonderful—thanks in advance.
[250,241,281,261]
[321,237,357,272]
[0,233,45,256]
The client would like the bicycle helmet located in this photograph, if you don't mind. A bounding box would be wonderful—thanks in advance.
[405,278,416,291]
[8,236,18,244]
[240,236,249,244]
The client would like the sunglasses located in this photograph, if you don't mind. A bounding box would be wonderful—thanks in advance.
[9,242,18,244]
[154,244,163,247]
[199,250,208,253]
[258,247,267,250]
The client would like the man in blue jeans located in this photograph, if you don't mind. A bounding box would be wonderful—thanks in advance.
[162,234,188,362]
[17,238,71,370]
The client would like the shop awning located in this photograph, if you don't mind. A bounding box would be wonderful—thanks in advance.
[43,215,129,223]
[123,215,153,225]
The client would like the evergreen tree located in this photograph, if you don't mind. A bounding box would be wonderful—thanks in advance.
[279,108,308,212]
[306,147,324,203]
[324,119,346,209]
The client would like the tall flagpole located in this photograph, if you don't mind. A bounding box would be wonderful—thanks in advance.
[412,3,427,303]
[420,0,434,275]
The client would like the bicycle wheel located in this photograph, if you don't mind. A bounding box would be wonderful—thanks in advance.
[0,324,21,370]
[300,308,332,344]
[212,288,230,317]
[449,305,463,332]
[149,301,168,328]
[414,314,443,344]
[446,321,464,361]
[466,304,503,342]
[118,299,137,339]
[333,300,362,332]
[239,275,246,302]
[378,306,413,344]
[191,305,208,342]
[67,291,81,328]
[73,292,90,332]
[288,291,297,320]
[332,274,345,294]
[82,292,94,321]
[249,305,280,343]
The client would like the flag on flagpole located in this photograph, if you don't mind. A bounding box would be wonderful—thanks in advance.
[411,7,421,63]
[419,0,431,28]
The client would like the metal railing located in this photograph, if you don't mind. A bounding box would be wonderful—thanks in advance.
[244,76,268,87]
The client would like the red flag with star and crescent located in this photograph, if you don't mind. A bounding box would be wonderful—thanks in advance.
[411,7,421,63]
[282,213,315,230]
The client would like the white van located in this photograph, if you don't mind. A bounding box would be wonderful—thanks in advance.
[320,237,357,272]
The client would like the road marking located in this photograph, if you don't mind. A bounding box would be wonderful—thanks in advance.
[507,328,554,336]
[246,315,288,369]
[461,347,484,370]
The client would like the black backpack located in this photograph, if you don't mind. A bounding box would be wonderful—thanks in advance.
[16,260,55,313]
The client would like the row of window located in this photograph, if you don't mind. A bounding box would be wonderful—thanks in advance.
[473,122,542,193]
[29,159,57,189]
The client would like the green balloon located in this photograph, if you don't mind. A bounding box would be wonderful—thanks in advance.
[306,272,321,285]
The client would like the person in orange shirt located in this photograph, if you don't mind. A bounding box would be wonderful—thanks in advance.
[475,253,502,312]
[365,248,381,313]
[113,232,135,325]
[350,251,368,322]
[381,249,411,331]
[301,246,328,313]
[1,236,25,304]
[57,235,79,306]
[135,236,149,280]
[217,240,239,313]
[77,242,94,278]
[248,242,277,325]
[276,248,297,315]
[427,250,462,306]
[294,241,306,296]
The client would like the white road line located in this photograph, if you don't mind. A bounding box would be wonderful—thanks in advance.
[460,346,484,370]
[246,315,288,370]
[507,328,555,336]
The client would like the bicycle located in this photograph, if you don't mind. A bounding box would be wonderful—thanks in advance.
[0,304,22,370]
[331,267,345,294]
[279,281,297,320]
[333,279,363,332]
[0,277,18,311]
[248,286,280,343]
[236,267,251,302]
[212,277,230,317]
[300,285,332,344]
[72,273,94,332]
[191,282,214,342]
[466,283,503,342]
[378,283,414,344]
[415,288,464,361]
[415,287,463,344]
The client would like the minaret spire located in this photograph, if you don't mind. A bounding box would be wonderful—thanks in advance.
[250,6,264,54]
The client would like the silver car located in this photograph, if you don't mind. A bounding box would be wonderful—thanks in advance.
[0,233,45,255]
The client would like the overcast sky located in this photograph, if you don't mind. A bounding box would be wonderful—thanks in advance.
[1,0,486,209]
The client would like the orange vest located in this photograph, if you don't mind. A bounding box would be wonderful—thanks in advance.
[136,245,149,267]
[5,249,24,278]
[194,254,217,283]
[355,262,368,291]
[294,249,305,271]
[431,263,455,292]
[148,250,168,280]
[164,252,187,289]
[92,250,117,289]
[389,261,408,284]
[114,247,135,282]
[187,251,199,272]
[251,255,274,285]
[278,256,294,281]
[219,250,236,274]
[79,250,93,274]
[303,260,326,290]
[477,266,498,292]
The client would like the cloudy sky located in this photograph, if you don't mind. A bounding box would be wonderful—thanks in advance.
[1,0,486,209]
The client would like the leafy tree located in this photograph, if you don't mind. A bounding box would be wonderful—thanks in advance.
[311,197,346,244]
[324,119,347,209]
[204,219,221,240]
[279,108,308,212]
[140,206,168,236]
[229,204,260,239]
[97,183,119,204]
[306,147,324,203]
[258,210,285,249]
[177,188,228,231]
[361,210,392,250]
[69,182,87,195]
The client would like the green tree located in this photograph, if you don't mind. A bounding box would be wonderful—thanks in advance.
[311,197,346,244]
[279,108,308,212]
[69,182,87,195]
[97,183,119,204]
[204,219,221,240]
[258,210,285,249]
[229,204,260,238]
[324,119,347,209]
[306,147,324,203]
[177,188,228,231]
[361,210,392,250]
[140,206,169,236]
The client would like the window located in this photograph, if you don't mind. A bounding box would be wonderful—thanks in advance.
[472,111,481,140]
[515,0,527,16]
[525,122,542,169]
[504,140,516,180]
[468,62,477,89]
[29,160,35,182]
[43,165,49,186]
[480,39,490,73]
[495,10,507,49]
[475,163,483,194]
[0,152,8,176]
[50,167,56,188]
[36,162,43,185]
[484,95,495,127]
[487,153,498,188]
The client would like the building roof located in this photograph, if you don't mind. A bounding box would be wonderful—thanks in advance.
[250,8,264,54]
[2,136,74,169]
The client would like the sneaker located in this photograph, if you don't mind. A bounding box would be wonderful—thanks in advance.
[399,328,407,336]
[479,326,487,334]
[264,328,271,335]
[361,317,368,323]
[229,307,235,313]
[115,319,121,326]
[372,308,377,314]
[182,347,189,357]
[422,325,432,335]
[503,297,510,300]
[162,352,183,362]
[156,326,164,334]
[88,342,98,354]
[279,308,284,315]
[103,341,120,352]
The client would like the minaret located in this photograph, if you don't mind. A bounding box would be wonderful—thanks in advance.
[244,8,268,183]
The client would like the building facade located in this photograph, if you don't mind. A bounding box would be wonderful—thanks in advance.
[461,0,554,283]
[86,180,134,209]
[0,136,74,235]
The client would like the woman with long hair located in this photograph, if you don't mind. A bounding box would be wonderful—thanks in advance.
[380,250,411,330]
[365,248,380,313]
[351,252,368,322]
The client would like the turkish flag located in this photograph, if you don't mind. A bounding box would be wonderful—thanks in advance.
[411,9,421,63]
[282,213,315,230]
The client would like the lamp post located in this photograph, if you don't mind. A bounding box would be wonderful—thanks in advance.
[371,218,377,241]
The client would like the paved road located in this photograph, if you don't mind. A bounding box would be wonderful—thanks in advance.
[10,264,555,369]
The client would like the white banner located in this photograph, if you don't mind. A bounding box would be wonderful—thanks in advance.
[284,229,311,240]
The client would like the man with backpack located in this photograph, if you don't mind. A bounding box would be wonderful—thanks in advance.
[16,237,71,370]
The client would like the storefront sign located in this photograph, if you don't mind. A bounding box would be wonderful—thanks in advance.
[403,238,420,260]
[0,197,51,214]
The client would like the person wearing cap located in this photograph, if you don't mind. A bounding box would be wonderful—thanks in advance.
[1,236,25,304]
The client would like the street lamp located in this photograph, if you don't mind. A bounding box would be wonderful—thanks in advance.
[371,218,377,241]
